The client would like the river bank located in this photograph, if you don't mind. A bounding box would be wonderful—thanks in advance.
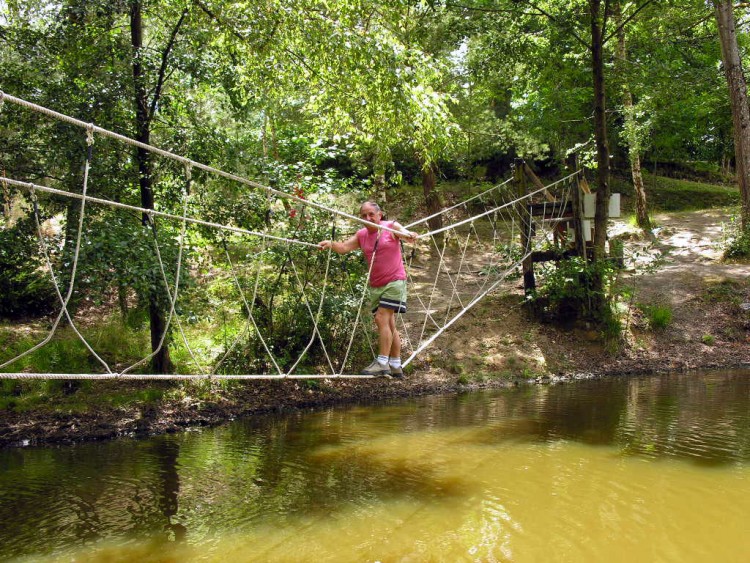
[2,209,750,448]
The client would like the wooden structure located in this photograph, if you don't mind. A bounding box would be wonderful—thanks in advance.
[514,159,591,295]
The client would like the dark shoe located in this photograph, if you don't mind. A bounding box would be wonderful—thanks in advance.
[389,365,403,378]
[361,360,391,377]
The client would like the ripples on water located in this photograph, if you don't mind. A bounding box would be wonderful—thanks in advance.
[0,371,749,562]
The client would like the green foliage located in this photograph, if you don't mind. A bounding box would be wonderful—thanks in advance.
[701,334,715,346]
[531,256,623,343]
[703,279,744,305]
[0,216,57,319]
[535,257,613,315]
[641,303,673,330]
[722,218,750,259]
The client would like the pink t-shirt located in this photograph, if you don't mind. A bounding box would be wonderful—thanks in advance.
[356,221,407,288]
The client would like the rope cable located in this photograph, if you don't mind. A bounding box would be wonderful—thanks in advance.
[0,92,408,239]
[1,132,112,372]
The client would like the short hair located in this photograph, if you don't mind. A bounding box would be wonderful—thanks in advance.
[360,201,381,213]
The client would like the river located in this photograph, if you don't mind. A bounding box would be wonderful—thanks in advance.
[1,370,749,562]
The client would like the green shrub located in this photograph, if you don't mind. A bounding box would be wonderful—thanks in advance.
[642,304,672,329]
[723,219,750,259]
[0,216,57,319]
[534,258,617,317]
[531,257,623,347]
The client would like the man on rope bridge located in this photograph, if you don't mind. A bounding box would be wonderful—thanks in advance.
[318,201,418,378]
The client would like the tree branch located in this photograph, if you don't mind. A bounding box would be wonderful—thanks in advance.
[602,0,613,41]
[525,0,591,51]
[149,7,189,121]
[602,0,657,44]
[443,2,531,14]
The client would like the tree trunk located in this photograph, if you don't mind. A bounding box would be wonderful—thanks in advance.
[130,0,172,374]
[421,160,442,235]
[715,0,750,230]
[590,0,611,261]
[615,2,652,235]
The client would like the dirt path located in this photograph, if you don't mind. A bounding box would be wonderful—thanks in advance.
[618,209,750,297]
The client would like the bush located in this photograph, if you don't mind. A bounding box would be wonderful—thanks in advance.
[641,303,672,330]
[530,257,623,344]
[0,216,57,319]
[534,257,616,318]
[723,219,750,259]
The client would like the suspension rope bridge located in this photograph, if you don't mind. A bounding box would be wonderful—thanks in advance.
[0,92,582,380]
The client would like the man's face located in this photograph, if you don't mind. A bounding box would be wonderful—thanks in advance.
[360,204,382,231]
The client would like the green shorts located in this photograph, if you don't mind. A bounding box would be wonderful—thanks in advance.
[369,279,407,314]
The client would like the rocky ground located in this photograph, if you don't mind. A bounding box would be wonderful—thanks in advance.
[2,209,749,447]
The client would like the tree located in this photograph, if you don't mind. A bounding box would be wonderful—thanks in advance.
[614,0,652,235]
[714,0,750,231]
[195,1,460,226]
[129,0,190,373]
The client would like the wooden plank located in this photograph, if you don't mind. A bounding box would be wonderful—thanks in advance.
[571,172,587,260]
[579,174,592,194]
[523,162,556,202]
[527,200,572,217]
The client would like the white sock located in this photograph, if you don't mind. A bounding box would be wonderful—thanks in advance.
[377,355,389,366]
[389,357,402,368]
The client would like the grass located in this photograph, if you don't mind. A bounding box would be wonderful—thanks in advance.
[0,317,198,412]
[0,318,151,375]
[703,279,746,306]
[0,376,174,413]
[611,171,739,213]
[640,303,673,330]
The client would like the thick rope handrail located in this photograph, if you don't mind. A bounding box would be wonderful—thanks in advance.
[1,176,320,249]
[405,177,513,229]
[417,170,580,239]
[0,92,407,239]
[0,373,382,380]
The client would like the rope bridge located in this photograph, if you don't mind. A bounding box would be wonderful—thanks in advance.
[0,92,580,380]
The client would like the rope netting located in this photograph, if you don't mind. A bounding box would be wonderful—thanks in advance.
[0,92,581,380]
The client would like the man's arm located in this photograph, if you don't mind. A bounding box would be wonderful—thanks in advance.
[391,222,418,244]
[318,234,360,254]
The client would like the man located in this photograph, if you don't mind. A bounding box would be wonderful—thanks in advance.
[318,201,418,377]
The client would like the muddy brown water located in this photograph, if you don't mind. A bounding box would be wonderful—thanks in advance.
[1,370,749,562]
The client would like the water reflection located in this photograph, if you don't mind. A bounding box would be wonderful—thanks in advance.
[149,438,187,542]
[0,370,748,561]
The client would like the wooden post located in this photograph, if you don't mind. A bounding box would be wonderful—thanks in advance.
[568,154,587,261]
[514,159,535,294]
